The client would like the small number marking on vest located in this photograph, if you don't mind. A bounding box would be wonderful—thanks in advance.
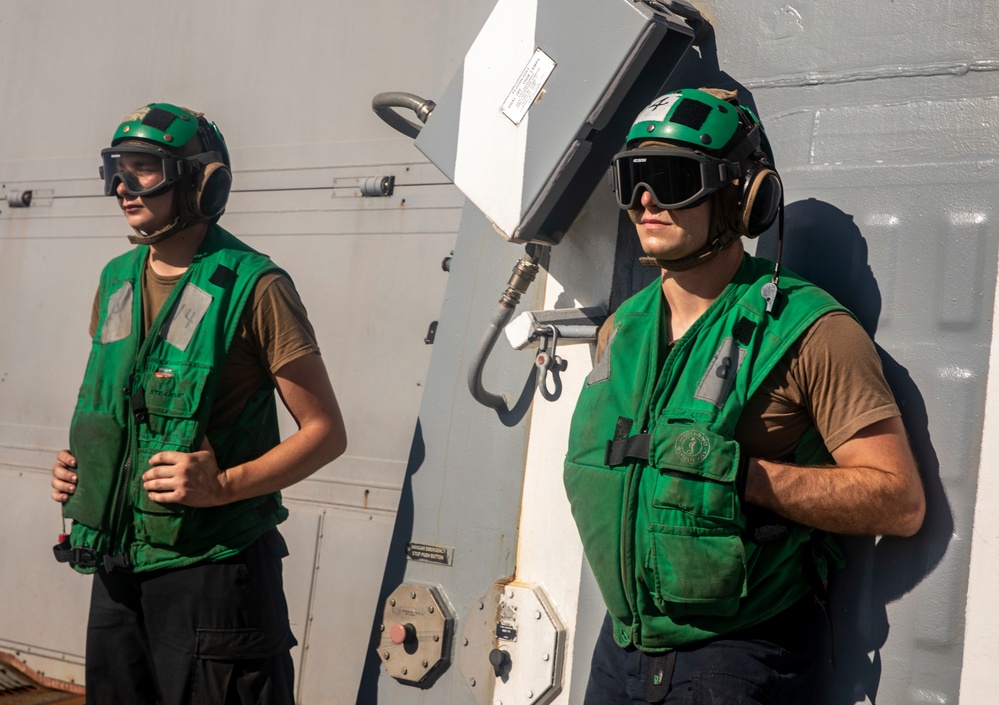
[161,284,214,351]
[675,430,710,465]
[695,337,746,408]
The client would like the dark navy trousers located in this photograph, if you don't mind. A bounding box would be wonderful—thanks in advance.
[583,598,823,705]
[85,529,297,705]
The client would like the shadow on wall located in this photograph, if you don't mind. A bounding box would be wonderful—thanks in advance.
[355,420,436,703]
[757,200,952,705]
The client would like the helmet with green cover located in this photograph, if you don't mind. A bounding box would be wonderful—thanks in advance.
[612,88,781,239]
[100,103,233,245]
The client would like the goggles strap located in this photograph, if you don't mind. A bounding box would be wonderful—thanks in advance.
[723,124,763,165]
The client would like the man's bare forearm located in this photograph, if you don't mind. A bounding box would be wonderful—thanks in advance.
[218,417,346,504]
[743,416,925,537]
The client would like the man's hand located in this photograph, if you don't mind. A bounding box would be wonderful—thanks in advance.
[140,353,347,508]
[143,437,229,508]
[51,450,78,503]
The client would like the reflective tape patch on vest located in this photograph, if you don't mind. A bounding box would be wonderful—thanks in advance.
[694,337,746,408]
[101,282,133,344]
[586,325,619,386]
[161,284,213,351]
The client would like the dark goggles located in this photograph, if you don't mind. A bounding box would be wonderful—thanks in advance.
[611,146,742,211]
[99,143,189,197]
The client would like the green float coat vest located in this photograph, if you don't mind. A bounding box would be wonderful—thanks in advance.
[61,226,288,574]
[564,255,847,651]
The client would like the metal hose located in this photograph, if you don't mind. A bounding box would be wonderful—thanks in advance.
[372,92,437,138]
[467,245,545,412]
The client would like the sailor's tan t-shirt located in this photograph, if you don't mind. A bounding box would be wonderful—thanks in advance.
[594,309,899,460]
[90,265,320,430]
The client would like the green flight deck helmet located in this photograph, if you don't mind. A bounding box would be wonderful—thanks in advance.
[612,88,783,269]
[100,103,233,245]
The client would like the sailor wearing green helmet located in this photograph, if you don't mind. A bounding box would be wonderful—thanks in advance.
[98,103,234,245]
[50,103,347,704]
[564,88,924,703]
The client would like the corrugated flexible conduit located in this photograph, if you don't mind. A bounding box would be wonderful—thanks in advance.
[467,244,545,412]
[371,92,437,138]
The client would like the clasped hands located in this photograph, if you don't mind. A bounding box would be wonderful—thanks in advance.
[51,437,228,508]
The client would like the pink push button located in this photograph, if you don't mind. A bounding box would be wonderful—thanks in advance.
[390,623,414,645]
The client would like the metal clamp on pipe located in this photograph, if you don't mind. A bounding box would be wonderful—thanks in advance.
[503,307,607,351]
[467,244,545,412]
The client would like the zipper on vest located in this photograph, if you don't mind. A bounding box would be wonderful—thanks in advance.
[110,455,131,538]
[106,371,139,570]
[108,374,135,546]
[101,454,133,572]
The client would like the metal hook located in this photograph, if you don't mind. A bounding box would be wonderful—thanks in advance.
[536,325,567,402]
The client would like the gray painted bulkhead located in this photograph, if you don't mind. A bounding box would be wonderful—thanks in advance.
[371,2,998,705]
[0,2,493,701]
[0,2,997,705]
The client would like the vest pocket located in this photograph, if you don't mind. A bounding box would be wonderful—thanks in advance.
[648,424,741,521]
[133,440,187,546]
[647,522,747,617]
[131,359,212,546]
[641,422,747,616]
[64,410,126,531]
[651,470,738,521]
[140,359,211,420]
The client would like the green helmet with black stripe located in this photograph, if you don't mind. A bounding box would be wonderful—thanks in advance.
[616,88,782,245]
[625,88,773,163]
[102,103,233,245]
[112,103,203,152]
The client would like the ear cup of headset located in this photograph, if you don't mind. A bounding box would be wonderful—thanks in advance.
[740,166,782,236]
[192,161,232,219]
[182,116,231,221]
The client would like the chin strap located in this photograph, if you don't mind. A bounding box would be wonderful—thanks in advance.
[126,215,188,245]
[636,183,747,272]
[121,179,205,245]
[638,227,741,271]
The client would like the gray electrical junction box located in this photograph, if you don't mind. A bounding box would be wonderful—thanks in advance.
[414,0,698,245]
